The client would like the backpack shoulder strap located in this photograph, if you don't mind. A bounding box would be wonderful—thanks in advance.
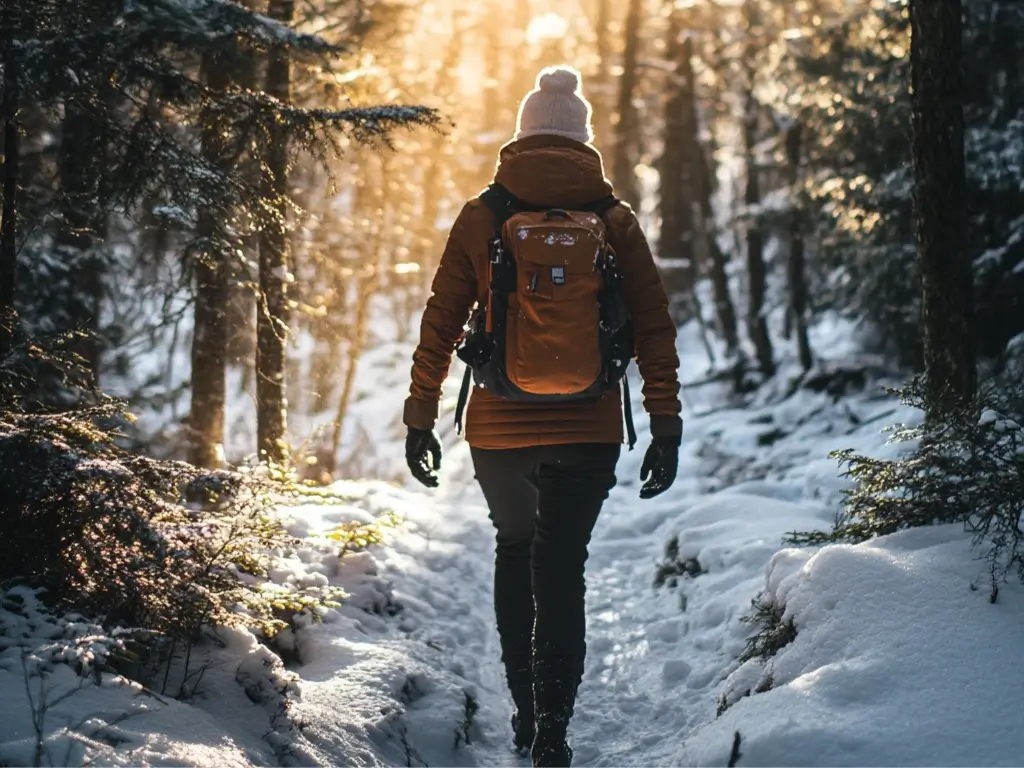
[479,183,523,235]
[586,194,620,218]
[479,185,621,233]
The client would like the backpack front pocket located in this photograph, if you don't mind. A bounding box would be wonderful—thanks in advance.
[505,219,605,395]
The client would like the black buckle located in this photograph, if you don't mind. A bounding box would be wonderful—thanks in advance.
[488,236,504,265]
[457,332,493,367]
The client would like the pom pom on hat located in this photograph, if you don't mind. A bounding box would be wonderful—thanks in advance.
[515,65,594,144]
[537,67,580,95]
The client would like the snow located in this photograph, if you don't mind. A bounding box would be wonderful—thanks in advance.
[680,526,1024,767]
[121,0,334,55]
[0,589,284,767]
[6,317,1024,766]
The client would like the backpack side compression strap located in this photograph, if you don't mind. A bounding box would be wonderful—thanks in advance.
[455,184,523,436]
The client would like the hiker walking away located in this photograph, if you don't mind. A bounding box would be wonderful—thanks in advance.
[403,65,682,767]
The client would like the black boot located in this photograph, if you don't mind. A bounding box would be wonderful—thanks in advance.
[512,708,536,753]
[510,666,535,754]
[532,724,573,767]
[530,652,579,767]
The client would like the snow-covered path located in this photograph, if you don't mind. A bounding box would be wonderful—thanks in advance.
[283,322,865,766]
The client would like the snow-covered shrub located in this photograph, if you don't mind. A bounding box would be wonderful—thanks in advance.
[0,396,345,643]
[787,369,1024,590]
[653,535,706,589]
[719,594,795,716]
[738,592,797,665]
[0,587,139,680]
[325,510,402,559]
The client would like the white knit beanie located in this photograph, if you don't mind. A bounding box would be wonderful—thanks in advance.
[514,65,594,144]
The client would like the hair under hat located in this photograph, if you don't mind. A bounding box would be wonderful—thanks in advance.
[514,65,594,144]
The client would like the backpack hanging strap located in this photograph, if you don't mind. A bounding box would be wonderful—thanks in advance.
[592,192,632,450]
[622,371,637,451]
[454,366,473,436]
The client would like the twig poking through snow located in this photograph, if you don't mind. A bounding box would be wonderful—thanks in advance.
[452,689,478,749]
[727,731,743,767]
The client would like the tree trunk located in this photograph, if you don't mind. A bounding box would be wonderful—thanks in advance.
[784,122,813,371]
[909,0,975,416]
[257,0,294,464]
[612,0,643,211]
[511,0,534,110]
[412,29,461,336]
[0,1,21,360]
[329,269,376,475]
[742,2,774,378]
[188,55,232,468]
[56,99,108,383]
[419,24,461,269]
[658,6,697,301]
[687,51,739,357]
[591,0,613,155]
[481,5,501,136]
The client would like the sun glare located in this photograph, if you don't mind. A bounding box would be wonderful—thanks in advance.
[526,13,568,46]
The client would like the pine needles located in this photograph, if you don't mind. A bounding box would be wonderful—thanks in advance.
[786,373,1024,590]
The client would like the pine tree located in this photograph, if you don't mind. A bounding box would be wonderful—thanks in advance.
[51,0,117,385]
[55,99,107,382]
[2,0,439,455]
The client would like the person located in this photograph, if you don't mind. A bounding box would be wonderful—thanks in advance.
[403,65,682,767]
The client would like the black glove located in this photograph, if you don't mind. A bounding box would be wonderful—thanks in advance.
[640,436,679,499]
[406,427,442,488]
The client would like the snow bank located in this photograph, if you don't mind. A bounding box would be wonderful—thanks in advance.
[679,525,1024,766]
[0,482,449,768]
[0,588,283,767]
[279,475,519,767]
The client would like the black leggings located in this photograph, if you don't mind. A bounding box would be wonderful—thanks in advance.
[471,443,620,735]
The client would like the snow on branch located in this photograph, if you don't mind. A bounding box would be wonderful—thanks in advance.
[292,104,444,145]
[120,0,343,56]
[220,91,443,150]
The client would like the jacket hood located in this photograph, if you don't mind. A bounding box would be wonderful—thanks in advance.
[493,135,614,208]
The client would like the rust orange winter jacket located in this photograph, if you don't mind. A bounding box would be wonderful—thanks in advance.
[404,135,682,450]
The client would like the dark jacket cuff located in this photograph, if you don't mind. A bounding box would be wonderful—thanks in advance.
[650,414,683,445]
[403,397,439,431]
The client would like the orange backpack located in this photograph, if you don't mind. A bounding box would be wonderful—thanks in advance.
[455,183,636,447]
